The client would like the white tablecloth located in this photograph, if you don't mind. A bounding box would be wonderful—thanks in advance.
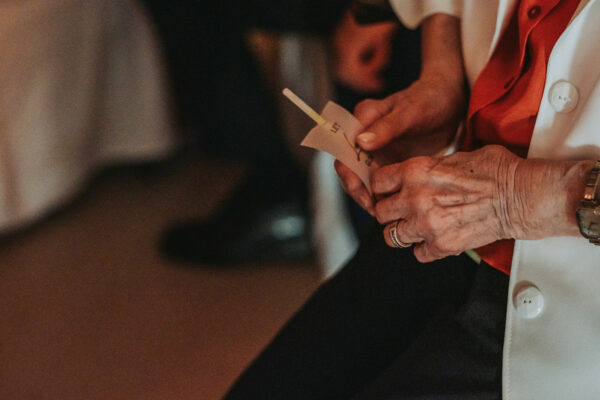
[0,0,175,232]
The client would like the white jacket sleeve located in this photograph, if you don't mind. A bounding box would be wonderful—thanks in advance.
[388,0,462,28]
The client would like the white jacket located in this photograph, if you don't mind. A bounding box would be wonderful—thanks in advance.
[390,1,600,398]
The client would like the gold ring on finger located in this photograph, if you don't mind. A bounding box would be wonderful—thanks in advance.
[388,220,412,248]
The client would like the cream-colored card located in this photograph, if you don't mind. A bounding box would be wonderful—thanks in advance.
[283,88,381,193]
[301,101,381,193]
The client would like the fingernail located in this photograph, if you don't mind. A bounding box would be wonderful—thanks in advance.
[357,132,376,143]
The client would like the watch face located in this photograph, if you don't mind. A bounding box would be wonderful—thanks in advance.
[577,208,600,239]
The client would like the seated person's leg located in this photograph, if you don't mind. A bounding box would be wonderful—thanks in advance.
[224,226,479,399]
[145,1,312,265]
[147,1,423,266]
[353,264,507,400]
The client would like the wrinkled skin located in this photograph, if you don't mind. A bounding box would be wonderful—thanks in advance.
[374,145,591,262]
[338,139,589,263]
[334,71,467,218]
[334,14,591,262]
[373,146,516,262]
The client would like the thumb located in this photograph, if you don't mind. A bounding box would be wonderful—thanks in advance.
[353,97,395,151]
[356,108,414,151]
[354,92,417,151]
[353,97,393,130]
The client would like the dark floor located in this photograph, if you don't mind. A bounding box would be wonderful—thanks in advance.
[0,153,320,400]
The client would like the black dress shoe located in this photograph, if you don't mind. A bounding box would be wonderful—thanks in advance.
[159,167,313,266]
[160,201,313,266]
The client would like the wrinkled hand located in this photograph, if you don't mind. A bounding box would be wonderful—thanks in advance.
[371,145,589,262]
[354,76,466,161]
[335,13,466,216]
[372,146,516,262]
[335,74,467,216]
[330,11,397,93]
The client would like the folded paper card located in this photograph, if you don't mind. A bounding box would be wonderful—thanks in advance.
[282,89,381,193]
[301,101,381,192]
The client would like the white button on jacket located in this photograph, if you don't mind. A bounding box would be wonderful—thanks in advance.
[549,80,579,113]
[513,285,544,319]
[390,0,600,398]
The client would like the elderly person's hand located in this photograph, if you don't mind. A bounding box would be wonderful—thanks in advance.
[372,145,593,262]
[335,14,466,216]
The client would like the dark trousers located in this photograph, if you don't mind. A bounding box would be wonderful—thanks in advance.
[141,1,357,211]
[142,0,350,163]
[224,227,508,399]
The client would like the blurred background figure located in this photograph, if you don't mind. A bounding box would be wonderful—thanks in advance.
[142,0,420,270]
[0,0,174,235]
[0,1,425,398]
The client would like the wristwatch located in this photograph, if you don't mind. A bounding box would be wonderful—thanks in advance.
[576,160,600,245]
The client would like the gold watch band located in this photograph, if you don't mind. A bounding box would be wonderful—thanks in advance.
[577,160,600,245]
[582,161,600,205]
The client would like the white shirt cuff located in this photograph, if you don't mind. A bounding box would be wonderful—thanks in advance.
[388,0,462,28]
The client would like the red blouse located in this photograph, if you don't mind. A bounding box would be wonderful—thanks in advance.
[465,0,581,274]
